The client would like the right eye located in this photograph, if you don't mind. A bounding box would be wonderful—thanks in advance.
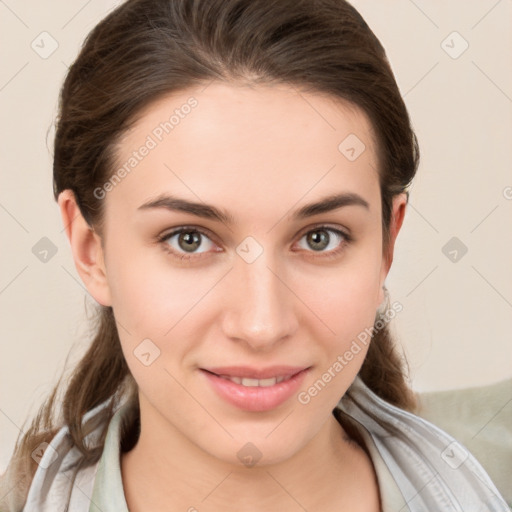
[158,227,219,260]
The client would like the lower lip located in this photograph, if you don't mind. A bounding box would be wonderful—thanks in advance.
[201,369,310,412]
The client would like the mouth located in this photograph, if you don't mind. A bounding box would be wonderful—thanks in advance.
[208,373,294,387]
[199,366,310,412]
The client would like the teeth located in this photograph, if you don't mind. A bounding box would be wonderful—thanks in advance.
[243,377,265,387]
[255,377,276,387]
[219,375,292,387]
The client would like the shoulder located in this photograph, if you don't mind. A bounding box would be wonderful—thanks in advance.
[20,400,114,512]
[335,377,510,511]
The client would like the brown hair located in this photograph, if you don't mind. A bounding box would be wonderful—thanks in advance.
[1,0,418,508]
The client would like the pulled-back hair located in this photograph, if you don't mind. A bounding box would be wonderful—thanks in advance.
[1,0,419,508]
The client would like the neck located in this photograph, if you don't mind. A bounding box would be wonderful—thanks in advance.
[120,394,380,512]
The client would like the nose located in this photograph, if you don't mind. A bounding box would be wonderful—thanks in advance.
[221,249,298,351]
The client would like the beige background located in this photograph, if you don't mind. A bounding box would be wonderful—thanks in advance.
[1,0,511,473]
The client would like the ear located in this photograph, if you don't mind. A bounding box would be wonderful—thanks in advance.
[58,190,112,306]
[377,192,408,304]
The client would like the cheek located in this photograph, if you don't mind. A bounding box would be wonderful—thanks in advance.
[291,248,381,397]
[105,238,207,334]
[293,278,378,412]
[104,241,224,383]
[293,252,381,340]
[106,252,204,399]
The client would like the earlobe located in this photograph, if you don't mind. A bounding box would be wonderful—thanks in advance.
[58,190,112,306]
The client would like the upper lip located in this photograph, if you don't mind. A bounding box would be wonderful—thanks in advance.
[201,366,310,379]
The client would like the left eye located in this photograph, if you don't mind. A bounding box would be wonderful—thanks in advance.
[296,227,347,253]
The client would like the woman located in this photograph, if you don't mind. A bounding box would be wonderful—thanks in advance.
[1,0,508,510]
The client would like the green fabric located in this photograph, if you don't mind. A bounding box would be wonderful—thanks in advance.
[85,379,512,510]
[88,403,130,512]
[417,378,512,507]
[87,398,405,511]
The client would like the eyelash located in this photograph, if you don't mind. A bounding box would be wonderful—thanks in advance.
[157,224,353,262]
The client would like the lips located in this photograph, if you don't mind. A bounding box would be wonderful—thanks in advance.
[200,366,310,412]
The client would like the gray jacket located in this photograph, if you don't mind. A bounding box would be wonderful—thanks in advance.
[21,377,510,511]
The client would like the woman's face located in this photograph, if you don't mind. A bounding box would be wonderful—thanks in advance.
[88,82,405,466]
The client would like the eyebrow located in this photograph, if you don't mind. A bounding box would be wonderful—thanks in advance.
[137,192,370,225]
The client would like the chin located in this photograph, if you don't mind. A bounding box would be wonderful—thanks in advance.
[203,433,306,470]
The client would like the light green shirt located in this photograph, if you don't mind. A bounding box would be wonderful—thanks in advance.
[22,377,510,511]
[87,399,406,511]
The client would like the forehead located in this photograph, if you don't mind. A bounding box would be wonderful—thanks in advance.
[108,82,380,220]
